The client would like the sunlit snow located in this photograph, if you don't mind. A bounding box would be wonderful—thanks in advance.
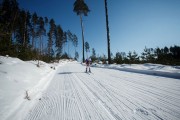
[0,56,180,120]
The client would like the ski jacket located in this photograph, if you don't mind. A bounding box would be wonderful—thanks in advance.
[85,59,91,66]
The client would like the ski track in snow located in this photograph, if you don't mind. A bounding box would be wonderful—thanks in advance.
[24,63,180,120]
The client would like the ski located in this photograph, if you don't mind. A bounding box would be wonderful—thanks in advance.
[85,71,92,75]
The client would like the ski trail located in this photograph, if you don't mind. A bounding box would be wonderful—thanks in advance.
[24,63,180,120]
[71,73,117,120]
[24,63,117,120]
[24,67,82,120]
[76,64,180,120]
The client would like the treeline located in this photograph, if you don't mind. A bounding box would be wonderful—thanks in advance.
[0,0,78,63]
[90,45,180,65]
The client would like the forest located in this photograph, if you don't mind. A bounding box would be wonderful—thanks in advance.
[0,0,78,64]
[0,0,180,65]
[106,45,180,65]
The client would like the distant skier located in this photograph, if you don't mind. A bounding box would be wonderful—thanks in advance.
[85,58,91,72]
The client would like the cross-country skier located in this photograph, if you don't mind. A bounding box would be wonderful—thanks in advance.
[85,58,91,72]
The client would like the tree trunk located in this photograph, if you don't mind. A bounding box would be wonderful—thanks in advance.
[68,40,69,57]
[23,12,27,47]
[104,0,111,64]
[80,14,85,62]
[42,36,43,55]
[75,47,76,59]
[10,10,18,50]
[32,35,34,49]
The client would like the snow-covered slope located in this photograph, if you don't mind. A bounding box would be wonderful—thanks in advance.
[0,56,180,120]
[0,56,68,120]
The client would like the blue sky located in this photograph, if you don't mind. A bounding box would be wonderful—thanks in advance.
[17,0,180,59]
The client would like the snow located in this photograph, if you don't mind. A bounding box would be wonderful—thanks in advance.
[92,62,180,73]
[0,56,69,120]
[92,63,180,79]
[0,56,180,120]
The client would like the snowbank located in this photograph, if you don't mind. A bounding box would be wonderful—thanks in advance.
[91,63,180,79]
[0,56,68,120]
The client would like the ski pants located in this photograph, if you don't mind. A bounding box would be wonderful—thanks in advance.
[86,64,91,71]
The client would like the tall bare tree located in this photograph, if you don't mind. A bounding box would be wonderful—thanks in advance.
[104,0,111,64]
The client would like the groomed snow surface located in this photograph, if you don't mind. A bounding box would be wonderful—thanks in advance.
[0,56,180,120]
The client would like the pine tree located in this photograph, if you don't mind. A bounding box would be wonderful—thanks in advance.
[141,47,155,63]
[73,0,90,62]
[91,48,96,62]
[11,9,31,60]
[0,0,19,56]
[114,52,122,64]
[66,30,73,57]
[62,32,67,54]
[37,17,46,54]
[47,19,56,61]
[75,51,79,60]
[85,41,90,58]
[72,34,78,58]
[31,12,38,49]
[36,17,45,65]
[127,51,139,64]
[55,25,64,59]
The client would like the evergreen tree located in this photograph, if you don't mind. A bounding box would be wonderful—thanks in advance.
[16,10,31,48]
[72,34,78,58]
[66,30,78,58]
[15,10,31,60]
[0,0,19,56]
[127,51,139,63]
[36,17,46,65]
[141,47,155,63]
[47,19,56,61]
[164,46,169,54]
[72,34,78,47]
[85,41,90,58]
[55,25,64,59]
[75,51,79,60]
[66,30,73,56]
[154,47,162,63]
[91,48,96,62]
[114,52,122,64]
[73,0,90,62]
[132,51,139,63]
[37,17,45,54]
[170,45,180,59]
[44,17,48,26]
[62,32,67,54]
[31,12,38,49]
[120,52,126,61]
